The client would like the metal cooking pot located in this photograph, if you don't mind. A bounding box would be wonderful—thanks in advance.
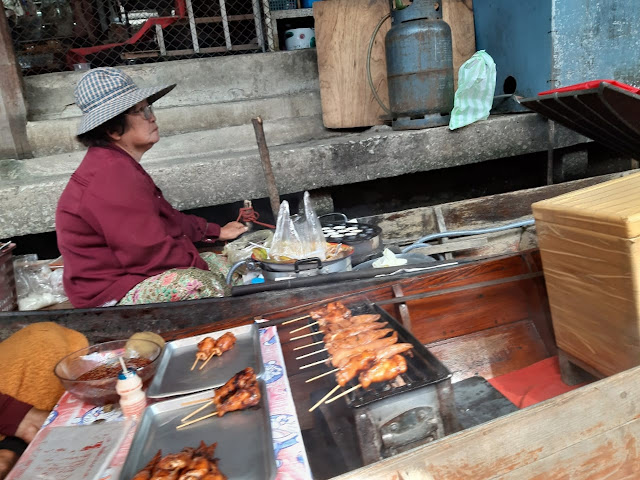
[319,213,383,266]
[226,244,354,283]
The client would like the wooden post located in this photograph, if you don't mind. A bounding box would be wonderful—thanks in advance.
[251,117,281,219]
[0,14,30,159]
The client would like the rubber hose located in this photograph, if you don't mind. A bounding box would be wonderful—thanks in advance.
[401,219,536,253]
[226,260,248,285]
[367,13,392,115]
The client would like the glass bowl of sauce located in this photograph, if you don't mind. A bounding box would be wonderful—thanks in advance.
[54,339,163,406]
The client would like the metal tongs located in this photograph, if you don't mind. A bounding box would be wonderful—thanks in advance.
[0,241,12,253]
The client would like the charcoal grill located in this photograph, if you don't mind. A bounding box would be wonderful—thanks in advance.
[311,303,459,465]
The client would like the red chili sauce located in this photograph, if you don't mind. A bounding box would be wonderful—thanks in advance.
[76,357,152,381]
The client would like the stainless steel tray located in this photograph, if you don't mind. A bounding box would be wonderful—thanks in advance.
[119,384,275,480]
[147,324,263,399]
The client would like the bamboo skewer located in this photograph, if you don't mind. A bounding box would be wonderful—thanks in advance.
[181,400,213,422]
[176,411,218,429]
[305,368,338,383]
[289,321,320,334]
[325,384,361,404]
[281,315,311,325]
[309,385,340,412]
[299,358,328,370]
[199,352,216,370]
[181,397,213,407]
[296,348,327,360]
[294,341,324,351]
[290,330,324,341]
[190,358,199,371]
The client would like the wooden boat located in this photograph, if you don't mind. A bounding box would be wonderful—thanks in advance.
[3,245,638,478]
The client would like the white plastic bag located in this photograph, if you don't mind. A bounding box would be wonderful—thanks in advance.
[269,192,327,261]
[14,255,68,310]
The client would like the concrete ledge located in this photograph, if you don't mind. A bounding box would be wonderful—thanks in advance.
[0,113,587,238]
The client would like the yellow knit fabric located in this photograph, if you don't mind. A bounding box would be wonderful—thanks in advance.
[0,323,89,410]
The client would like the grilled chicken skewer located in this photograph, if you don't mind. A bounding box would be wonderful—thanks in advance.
[335,343,413,386]
[192,332,237,370]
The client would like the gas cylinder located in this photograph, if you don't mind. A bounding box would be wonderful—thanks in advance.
[385,1,454,130]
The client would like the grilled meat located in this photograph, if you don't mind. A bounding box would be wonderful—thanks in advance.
[156,448,194,471]
[331,332,399,368]
[323,315,382,332]
[310,301,352,321]
[132,450,162,480]
[326,328,393,354]
[336,352,377,386]
[195,337,218,360]
[214,367,255,406]
[215,332,236,355]
[334,343,413,386]
[134,443,225,480]
[217,381,261,416]
[359,354,408,389]
[323,322,388,344]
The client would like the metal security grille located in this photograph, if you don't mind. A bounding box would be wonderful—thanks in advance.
[3,0,306,75]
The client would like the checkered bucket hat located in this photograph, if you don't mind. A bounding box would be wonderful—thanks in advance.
[74,67,176,135]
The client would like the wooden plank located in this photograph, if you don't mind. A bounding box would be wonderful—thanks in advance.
[335,364,640,480]
[427,320,550,382]
[313,0,390,128]
[407,279,535,344]
[0,252,540,343]
[359,171,631,246]
[442,0,476,90]
[409,236,488,256]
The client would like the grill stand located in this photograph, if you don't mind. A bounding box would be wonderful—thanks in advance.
[354,378,460,465]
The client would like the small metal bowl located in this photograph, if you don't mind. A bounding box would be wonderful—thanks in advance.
[54,339,162,406]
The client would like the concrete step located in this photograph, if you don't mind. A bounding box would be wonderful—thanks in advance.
[27,90,323,157]
[23,50,322,157]
[0,113,589,239]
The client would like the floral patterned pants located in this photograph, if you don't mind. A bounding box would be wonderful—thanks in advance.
[118,253,240,305]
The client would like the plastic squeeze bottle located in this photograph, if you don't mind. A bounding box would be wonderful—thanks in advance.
[116,357,147,418]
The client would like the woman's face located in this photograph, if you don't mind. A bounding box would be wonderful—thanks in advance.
[112,100,159,160]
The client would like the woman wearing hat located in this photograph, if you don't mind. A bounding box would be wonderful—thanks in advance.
[56,68,248,308]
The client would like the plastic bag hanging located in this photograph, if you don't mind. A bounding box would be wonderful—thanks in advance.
[449,50,497,130]
[269,192,327,261]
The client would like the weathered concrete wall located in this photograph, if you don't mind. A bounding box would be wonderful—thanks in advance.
[24,50,320,119]
[0,113,588,238]
[24,50,323,157]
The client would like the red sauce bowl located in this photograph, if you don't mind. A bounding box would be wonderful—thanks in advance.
[54,339,163,406]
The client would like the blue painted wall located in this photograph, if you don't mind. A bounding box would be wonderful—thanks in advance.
[473,0,640,98]
[474,0,552,98]
[553,0,640,88]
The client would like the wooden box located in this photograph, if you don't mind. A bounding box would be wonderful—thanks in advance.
[532,172,640,376]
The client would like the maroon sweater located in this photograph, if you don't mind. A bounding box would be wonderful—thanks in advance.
[56,145,220,308]
[0,394,32,437]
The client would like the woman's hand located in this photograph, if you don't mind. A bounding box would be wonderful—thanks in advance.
[218,222,248,241]
[0,449,18,480]
[14,407,49,444]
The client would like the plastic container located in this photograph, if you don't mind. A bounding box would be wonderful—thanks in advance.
[54,339,162,406]
[285,28,316,50]
[301,0,320,7]
[116,366,147,418]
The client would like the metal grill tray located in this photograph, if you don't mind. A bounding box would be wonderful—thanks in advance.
[119,385,276,480]
[304,302,451,408]
[147,324,263,399]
